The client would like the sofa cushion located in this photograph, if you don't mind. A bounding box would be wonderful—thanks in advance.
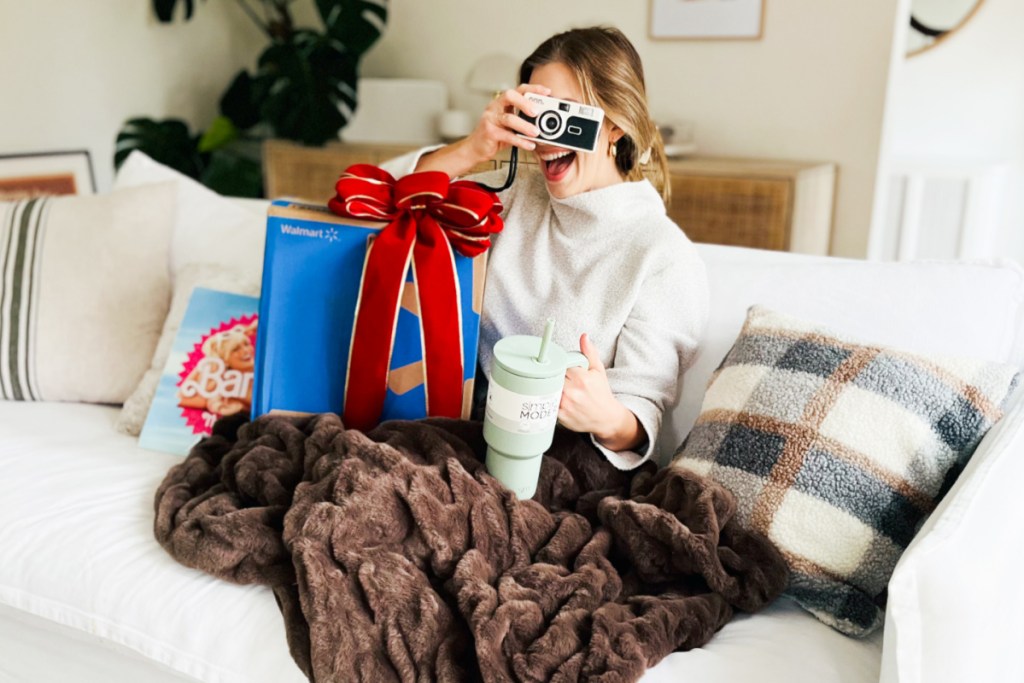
[0,400,884,683]
[673,306,1019,636]
[112,152,265,435]
[0,184,176,403]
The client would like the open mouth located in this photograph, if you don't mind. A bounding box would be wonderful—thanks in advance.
[539,148,576,182]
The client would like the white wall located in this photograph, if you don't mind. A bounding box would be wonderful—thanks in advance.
[0,0,267,191]
[1,1,904,258]
[876,0,1024,264]
[361,0,901,258]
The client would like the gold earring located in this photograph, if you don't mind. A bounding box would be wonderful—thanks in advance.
[609,139,618,158]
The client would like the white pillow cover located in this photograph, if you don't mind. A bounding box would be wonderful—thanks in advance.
[0,184,176,403]
[113,152,265,434]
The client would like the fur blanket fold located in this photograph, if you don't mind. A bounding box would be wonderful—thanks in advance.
[155,414,788,682]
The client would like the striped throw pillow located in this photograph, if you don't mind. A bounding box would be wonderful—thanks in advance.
[673,306,1019,637]
[0,184,175,403]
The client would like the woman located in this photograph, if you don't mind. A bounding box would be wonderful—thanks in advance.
[384,26,708,469]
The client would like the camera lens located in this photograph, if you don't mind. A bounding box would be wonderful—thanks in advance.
[537,111,564,138]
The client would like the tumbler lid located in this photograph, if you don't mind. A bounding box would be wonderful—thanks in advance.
[492,335,569,379]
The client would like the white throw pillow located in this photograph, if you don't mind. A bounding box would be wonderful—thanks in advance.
[113,152,265,434]
[0,183,176,403]
[881,389,1024,683]
[114,151,265,280]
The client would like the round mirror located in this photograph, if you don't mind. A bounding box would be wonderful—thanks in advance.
[907,0,985,56]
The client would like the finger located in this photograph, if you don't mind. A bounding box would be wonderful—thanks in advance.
[493,128,536,151]
[496,88,536,116]
[517,83,553,97]
[503,88,545,117]
[499,111,540,138]
[580,333,605,372]
[484,97,512,119]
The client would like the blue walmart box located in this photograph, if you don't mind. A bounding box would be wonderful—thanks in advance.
[252,200,485,423]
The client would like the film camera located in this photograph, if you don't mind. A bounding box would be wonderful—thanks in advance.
[517,93,605,153]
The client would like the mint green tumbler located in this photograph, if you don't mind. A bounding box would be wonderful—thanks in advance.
[483,320,588,499]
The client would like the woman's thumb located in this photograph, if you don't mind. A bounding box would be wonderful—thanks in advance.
[580,333,605,371]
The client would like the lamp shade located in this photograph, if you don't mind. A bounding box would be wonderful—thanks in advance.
[466,53,520,95]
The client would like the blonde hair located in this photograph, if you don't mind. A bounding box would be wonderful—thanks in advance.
[202,325,252,361]
[519,26,670,203]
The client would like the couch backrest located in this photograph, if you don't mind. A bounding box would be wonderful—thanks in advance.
[230,200,1024,461]
[659,244,1024,461]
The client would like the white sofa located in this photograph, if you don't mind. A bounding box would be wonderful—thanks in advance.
[1,194,1023,682]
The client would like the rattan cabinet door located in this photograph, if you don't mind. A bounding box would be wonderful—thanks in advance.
[667,175,793,251]
[263,142,393,202]
[264,140,500,202]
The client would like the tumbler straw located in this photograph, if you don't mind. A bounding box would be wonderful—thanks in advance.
[537,319,555,363]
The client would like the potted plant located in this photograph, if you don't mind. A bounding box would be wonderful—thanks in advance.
[115,0,388,197]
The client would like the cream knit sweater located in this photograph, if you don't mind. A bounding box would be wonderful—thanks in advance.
[383,151,709,469]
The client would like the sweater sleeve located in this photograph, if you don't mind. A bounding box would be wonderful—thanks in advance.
[378,145,510,189]
[377,145,443,178]
[592,242,710,470]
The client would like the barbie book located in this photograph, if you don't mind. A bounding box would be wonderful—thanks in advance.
[139,287,259,455]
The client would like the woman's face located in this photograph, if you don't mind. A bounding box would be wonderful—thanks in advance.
[226,337,254,371]
[527,61,623,199]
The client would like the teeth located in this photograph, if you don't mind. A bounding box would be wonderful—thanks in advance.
[539,150,573,162]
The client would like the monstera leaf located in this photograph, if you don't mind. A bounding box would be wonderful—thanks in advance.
[250,30,359,145]
[316,0,387,55]
[219,72,262,130]
[201,147,263,198]
[114,118,204,177]
[152,0,201,22]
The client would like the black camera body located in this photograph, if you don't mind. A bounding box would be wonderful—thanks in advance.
[517,94,605,153]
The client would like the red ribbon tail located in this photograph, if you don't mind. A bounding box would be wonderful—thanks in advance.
[343,217,416,431]
[413,216,465,419]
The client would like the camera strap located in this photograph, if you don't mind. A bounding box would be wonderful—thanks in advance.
[476,147,518,193]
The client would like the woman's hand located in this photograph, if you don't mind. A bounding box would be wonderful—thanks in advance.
[559,334,645,452]
[463,84,549,161]
[415,84,550,177]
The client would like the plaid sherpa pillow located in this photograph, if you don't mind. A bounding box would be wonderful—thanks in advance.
[672,306,1019,637]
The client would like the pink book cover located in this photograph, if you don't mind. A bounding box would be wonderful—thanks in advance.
[139,287,259,455]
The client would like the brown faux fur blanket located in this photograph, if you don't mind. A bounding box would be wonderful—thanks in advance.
[155,414,788,682]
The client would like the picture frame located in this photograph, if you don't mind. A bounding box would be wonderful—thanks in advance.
[0,150,97,201]
[649,0,765,40]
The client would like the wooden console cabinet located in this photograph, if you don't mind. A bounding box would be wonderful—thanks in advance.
[664,157,835,254]
[263,140,835,254]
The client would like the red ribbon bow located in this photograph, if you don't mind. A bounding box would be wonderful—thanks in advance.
[327,164,504,431]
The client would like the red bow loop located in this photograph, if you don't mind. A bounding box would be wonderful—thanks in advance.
[330,165,398,220]
[329,167,504,251]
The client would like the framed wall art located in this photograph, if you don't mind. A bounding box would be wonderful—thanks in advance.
[0,150,96,201]
[650,0,765,40]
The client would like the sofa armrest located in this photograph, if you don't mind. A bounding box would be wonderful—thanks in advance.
[881,391,1024,683]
